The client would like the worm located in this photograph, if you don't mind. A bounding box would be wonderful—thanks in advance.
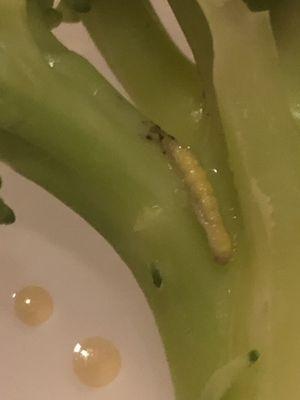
[148,125,232,264]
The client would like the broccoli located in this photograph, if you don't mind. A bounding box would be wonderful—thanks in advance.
[1,0,300,399]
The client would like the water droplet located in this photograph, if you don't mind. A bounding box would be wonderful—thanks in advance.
[191,107,204,123]
[73,337,121,388]
[14,286,53,326]
[45,55,57,69]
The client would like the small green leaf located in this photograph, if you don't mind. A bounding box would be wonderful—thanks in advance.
[0,198,15,225]
[151,264,163,288]
[248,350,260,364]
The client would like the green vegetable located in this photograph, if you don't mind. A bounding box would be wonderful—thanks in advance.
[269,0,300,128]
[57,0,81,23]
[0,0,299,399]
[65,0,91,14]
[0,177,15,224]
[242,0,272,11]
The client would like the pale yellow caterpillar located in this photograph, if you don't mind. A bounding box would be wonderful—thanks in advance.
[147,125,232,265]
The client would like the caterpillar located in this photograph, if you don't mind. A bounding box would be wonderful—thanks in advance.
[147,125,232,265]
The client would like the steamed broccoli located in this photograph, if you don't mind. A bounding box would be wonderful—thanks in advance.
[1,1,300,399]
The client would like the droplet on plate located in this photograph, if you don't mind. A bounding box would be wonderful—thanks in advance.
[73,336,121,388]
[14,285,53,326]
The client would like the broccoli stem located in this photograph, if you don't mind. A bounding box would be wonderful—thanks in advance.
[56,0,80,23]
[166,0,214,88]
[269,0,300,128]
[0,1,244,399]
[0,127,238,400]
[81,0,205,142]
[199,0,300,398]
[80,0,241,264]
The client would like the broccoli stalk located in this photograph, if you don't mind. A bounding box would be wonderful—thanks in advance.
[269,0,300,128]
[80,0,240,255]
[1,0,299,399]
[194,1,300,398]
[0,1,245,399]
[80,0,204,140]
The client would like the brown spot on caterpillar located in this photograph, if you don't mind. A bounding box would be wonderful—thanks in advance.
[147,125,232,264]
